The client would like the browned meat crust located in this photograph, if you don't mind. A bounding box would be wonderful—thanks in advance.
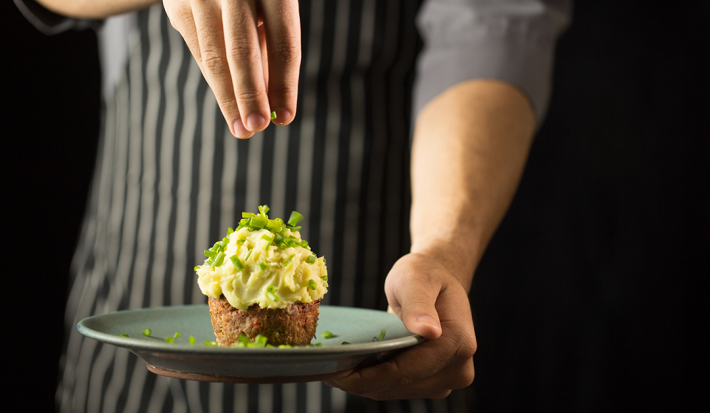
[208,296,321,346]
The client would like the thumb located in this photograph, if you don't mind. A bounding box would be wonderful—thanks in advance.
[386,277,443,340]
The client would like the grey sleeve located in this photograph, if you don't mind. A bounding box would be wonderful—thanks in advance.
[14,0,101,35]
[414,0,572,123]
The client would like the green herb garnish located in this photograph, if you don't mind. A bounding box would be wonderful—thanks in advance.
[260,262,267,270]
[284,254,295,266]
[321,331,333,339]
[306,255,316,264]
[142,328,151,337]
[165,337,175,343]
[230,256,244,270]
[267,291,280,302]
[189,336,196,345]
[308,279,317,290]
[120,334,129,338]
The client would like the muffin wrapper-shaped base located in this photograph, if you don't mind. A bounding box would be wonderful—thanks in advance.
[208,296,321,346]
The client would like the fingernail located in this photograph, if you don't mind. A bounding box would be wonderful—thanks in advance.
[417,315,438,325]
[274,109,292,125]
[233,119,250,138]
[246,113,266,131]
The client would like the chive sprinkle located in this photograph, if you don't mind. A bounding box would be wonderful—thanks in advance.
[287,211,303,227]
[238,333,250,344]
[212,251,225,267]
[285,254,295,266]
[204,341,217,346]
[379,329,386,341]
[194,266,200,271]
[142,328,151,337]
[245,249,252,261]
[204,250,217,258]
[174,332,181,338]
[242,212,254,218]
[260,262,267,271]
[267,285,278,293]
[267,291,280,302]
[251,215,268,228]
[237,238,245,245]
[189,336,196,345]
[120,334,129,337]
[321,276,328,281]
[320,331,333,339]
[271,111,277,120]
[230,256,243,270]
[165,337,175,343]
[308,279,317,290]
[306,255,316,264]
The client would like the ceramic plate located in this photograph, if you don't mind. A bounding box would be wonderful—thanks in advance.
[77,305,424,383]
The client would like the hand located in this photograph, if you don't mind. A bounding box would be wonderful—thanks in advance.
[324,253,477,399]
[163,0,301,138]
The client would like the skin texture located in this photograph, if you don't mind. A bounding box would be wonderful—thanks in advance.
[36,1,537,399]
[38,0,300,138]
[324,80,536,399]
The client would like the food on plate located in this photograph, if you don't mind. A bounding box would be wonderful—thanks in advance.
[195,205,328,346]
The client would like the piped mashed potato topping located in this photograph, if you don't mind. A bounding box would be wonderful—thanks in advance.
[195,206,328,310]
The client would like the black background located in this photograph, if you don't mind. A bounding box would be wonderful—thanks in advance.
[4,0,706,412]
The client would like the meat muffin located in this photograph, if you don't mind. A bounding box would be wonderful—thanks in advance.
[195,205,328,346]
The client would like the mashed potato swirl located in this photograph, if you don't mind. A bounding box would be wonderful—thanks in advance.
[195,209,328,310]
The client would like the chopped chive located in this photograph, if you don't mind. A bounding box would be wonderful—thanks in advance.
[204,341,217,346]
[306,255,316,264]
[227,227,234,234]
[341,342,351,345]
[242,212,254,218]
[237,238,246,245]
[287,211,303,227]
[278,344,292,348]
[194,266,200,271]
[258,205,270,216]
[260,262,267,271]
[308,279,317,290]
[238,333,250,344]
[301,240,309,249]
[267,285,278,293]
[253,334,268,347]
[230,256,244,270]
[232,342,246,348]
[262,235,273,251]
[204,250,217,258]
[284,254,295,266]
[323,257,326,265]
[174,332,181,338]
[251,215,268,228]
[379,329,386,341]
[245,250,252,261]
[321,276,328,281]
[267,291,280,302]
[120,334,129,337]
[314,343,322,346]
[212,252,225,267]
[142,328,151,337]
[271,111,277,120]
[321,331,333,339]
[165,337,175,343]
[189,336,196,345]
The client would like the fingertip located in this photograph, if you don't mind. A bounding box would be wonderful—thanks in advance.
[245,113,268,132]
[233,119,252,138]
[406,314,442,340]
[272,109,293,125]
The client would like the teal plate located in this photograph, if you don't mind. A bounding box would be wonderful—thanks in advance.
[77,305,424,383]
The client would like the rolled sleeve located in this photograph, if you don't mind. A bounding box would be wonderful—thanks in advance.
[14,0,101,34]
[414,0,572,124]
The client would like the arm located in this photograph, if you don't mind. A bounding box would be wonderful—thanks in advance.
[326,80,535,399]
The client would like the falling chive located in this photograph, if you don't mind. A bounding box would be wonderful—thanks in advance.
[287,211,303,227]
[120,334,129,338]
[230,256,244,270]
[189,336,196,345]
[260,262,267,271]
[306,255,316,264]
[212,252,225,267]
[284,254,295,266]
[143,328,151,337]
[308,279,317,290]
[174,332,181,338]
[267,291,280,302]
[271,111,277,120]
[165,337,175,343]
[321,331,333,339]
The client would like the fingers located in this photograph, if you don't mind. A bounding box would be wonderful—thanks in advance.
[222,0,271,135]
[261,0,301,125]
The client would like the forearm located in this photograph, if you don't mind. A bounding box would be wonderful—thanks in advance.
[410,79,536,291]
[36,0,159,19]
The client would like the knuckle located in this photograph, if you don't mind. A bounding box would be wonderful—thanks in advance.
[271,38,301,64]
[235,88,263,104]
[200,49,228,72]
[228,38,261,62]
[452,361,475,389]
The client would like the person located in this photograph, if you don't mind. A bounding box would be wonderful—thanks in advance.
[16,0,571,411]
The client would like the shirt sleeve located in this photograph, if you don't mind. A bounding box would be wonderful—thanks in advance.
[414,0,572,124]
[14,0,101,35]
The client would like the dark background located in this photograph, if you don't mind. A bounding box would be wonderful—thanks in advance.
[5,0,706,411]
